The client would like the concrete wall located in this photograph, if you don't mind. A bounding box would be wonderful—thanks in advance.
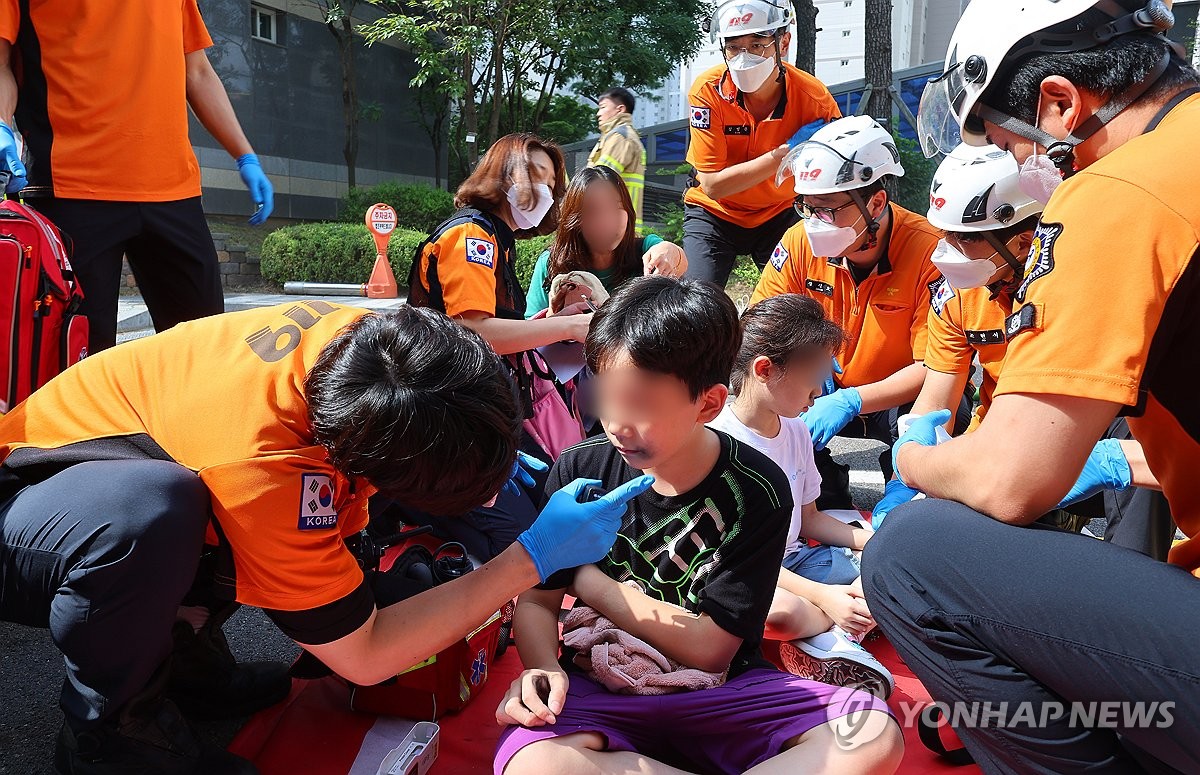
[191,0,445,222]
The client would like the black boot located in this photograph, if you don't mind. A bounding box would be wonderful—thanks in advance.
[167,605,292,720]
[55,670,257,775]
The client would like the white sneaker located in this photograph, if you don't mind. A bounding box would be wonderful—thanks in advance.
[779,627,895,699]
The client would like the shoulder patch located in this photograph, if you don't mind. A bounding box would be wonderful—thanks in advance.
[689,106,711,129]
[298,473,338,531]
[1015,221,1061,303]
[465,237,496,269]
[1004,303,1041,340]
[929,278,955,317]
[770,242,789,270]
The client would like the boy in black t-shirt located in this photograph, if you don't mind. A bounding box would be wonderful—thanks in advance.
[494,277,901,775]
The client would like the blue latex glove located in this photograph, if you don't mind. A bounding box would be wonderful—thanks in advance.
[891,408,952,486]
[788,119,826,148]
[237,153,274,225]
[801,387,862,450]
[0,123,27,194]
[820,356,843,398]
[502,450,549,497]
[1056,438,1132,508]
[872,479,920,529]
[517,475,655,582]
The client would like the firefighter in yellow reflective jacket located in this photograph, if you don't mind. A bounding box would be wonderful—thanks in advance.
[588,87,647,233]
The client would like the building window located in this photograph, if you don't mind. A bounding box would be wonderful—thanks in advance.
[840,59,850,66]
[251,5,279,44]
[842,29,851,36]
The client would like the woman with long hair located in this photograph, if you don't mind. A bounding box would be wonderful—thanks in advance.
[409,132,592,352]
[525,165,687,318]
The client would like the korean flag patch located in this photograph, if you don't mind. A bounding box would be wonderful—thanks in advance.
[770,242,789,270]
[298,473,338,531]
[689,106,711,129]
[929,278,955,317]
[465,237,496,269]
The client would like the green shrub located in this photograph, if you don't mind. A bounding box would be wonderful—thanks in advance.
[654,203,686,245]
[338,182,456,234]
[515,234,553,290]
[260,222,427,286]
[729,254,762,289]
[894,137,938,215]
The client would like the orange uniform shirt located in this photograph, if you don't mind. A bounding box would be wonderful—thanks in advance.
[412,212,525,319]
[750,205,943,388]
[994,92,1200,571]
[924,280,1015,431]
[685,63,840,229]
[0,302,374,611]
[0,0,212,201]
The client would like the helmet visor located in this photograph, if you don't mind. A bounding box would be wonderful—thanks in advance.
[917,67,967,158]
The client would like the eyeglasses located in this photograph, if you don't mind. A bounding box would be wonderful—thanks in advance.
[723,40,777,58]
[794,198,857,224]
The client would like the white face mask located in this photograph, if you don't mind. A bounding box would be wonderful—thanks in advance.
[727,52,776,93]
[506,183,553,230]
[931,240,1002,290]
[802,214,865,258]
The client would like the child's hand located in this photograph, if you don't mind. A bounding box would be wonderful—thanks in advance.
[496,668,569,727]
[816,583,875,638]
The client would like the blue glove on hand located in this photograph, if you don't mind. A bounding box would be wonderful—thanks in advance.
[788,119,826,148]
[820,357,843,398]
[801,387,862,450]
[0,123,27,194]
[891,408,952,486]
[237,153,274,226]
[1056,438,1132,508]
[872,478,920,529]
[517,475,655,582]
[502,450,549,497]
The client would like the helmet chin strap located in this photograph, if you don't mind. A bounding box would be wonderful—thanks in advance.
[975,52,1171,177]
[848,189,882,251]
[981,231,1025,296]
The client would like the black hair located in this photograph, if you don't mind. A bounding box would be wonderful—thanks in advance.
[585,276,741,401]
[306,307,521,516]
[599,87,636,114]
[986,33,1200,125]
[731,295,844,394]
[950,214,1041,245]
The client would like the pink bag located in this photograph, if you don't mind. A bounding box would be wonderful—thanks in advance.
[510,348,584,460]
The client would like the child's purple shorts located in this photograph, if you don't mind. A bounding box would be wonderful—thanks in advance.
[494,668,893,774]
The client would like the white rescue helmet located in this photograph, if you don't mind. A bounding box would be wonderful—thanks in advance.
[708,0,792,43]
[917,0,1177,158]
[926,144,1043,233]
[776,115,904,195]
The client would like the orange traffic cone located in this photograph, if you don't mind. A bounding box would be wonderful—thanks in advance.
[365,203,399,299]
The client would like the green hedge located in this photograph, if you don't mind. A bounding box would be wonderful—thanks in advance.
[260,223,426,286]
[261,222,554,293]
[338,182,456,234]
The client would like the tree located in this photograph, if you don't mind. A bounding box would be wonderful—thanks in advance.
[791,0,819,74]
[318,0,362,188]
[863,0,894,197]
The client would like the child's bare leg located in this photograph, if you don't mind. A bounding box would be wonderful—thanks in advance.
[504,732,698,775]
[743,711,903,775]
[765,586,833,641]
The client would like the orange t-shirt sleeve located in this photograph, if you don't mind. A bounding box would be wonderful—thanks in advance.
[427,222,501,318]
[0,0,17,45]
[685,82,727,174]
[923,286,973,374]
[995,176,1193,406]
[749,227,807,306]
[183,0,213,53]
[200,457,367,611]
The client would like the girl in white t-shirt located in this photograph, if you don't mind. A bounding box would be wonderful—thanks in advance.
[710,293,892,696]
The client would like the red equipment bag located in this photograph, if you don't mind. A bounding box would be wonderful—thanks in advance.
[349,606,506,720]
[0,198,86,412]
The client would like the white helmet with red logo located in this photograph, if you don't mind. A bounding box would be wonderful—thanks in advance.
[775,115,904,195]
[926,144,1043,232]
[708,0,792,43]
